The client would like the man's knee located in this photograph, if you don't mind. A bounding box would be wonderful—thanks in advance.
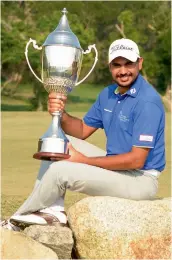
[48,161,75,180]
[50,161,74,171]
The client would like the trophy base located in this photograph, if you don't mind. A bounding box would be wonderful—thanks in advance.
[33,152,70,161]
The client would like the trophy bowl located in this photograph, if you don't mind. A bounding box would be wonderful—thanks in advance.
[25,8,98,161]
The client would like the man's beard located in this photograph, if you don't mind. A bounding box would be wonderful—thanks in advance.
[117,83,130,88]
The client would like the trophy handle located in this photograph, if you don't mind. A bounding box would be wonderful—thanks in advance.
[25,38,43,83]
[75,44,98,86]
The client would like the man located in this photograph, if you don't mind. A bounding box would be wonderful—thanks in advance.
[2,38,165,230]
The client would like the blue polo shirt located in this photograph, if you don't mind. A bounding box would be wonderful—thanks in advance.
[83,74,165,171]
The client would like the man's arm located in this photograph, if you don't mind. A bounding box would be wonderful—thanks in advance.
[61,111,98,139]
[68,145,150,170]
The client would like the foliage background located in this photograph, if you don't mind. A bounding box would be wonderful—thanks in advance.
[1,0,171,110]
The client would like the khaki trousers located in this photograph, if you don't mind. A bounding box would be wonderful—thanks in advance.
[15,135,159,215]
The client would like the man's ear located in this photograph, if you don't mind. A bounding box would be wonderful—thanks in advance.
[138,57,144,71]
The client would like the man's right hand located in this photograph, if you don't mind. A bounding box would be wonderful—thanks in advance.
[48,92,67,115]
[48,92,97,139]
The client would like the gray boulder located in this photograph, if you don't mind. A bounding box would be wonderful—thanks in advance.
[68,196,171,259]
[1,227,58,259]
[24,223,73,259]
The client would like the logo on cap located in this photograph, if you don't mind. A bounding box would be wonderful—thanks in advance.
[110,44,133,54]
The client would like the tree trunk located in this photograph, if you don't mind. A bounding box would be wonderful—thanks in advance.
[115,22,126,38]
[1,73,23,97]
[162,84,171,112]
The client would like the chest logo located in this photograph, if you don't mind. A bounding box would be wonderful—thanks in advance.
[130,88,136,94]
[104,109,112,113]
[119,111,129,122]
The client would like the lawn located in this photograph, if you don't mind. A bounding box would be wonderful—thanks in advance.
[1,111,171,218]
[1,83,105,112]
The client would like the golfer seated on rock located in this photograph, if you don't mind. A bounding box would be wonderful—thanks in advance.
[2,38,165,231]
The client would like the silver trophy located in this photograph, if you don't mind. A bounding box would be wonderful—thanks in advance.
[25,8,98,161]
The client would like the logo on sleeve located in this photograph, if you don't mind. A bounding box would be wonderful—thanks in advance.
[139,135,153,142]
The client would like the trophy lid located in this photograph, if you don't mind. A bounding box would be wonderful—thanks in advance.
[43,8,82,50]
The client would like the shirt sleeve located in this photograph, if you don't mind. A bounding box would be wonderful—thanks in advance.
[83,94,103,129]
[132,102,163,148]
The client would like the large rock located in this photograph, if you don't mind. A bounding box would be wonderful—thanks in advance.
[68,197,171,259]
[1,227,58,259]
[24,224,73,259]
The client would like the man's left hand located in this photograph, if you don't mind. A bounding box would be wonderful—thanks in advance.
[66,143,88,163]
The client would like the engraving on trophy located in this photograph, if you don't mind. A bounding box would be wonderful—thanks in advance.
[43,76,75,94]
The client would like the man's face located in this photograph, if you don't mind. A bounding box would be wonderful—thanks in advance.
[109,57,143,87]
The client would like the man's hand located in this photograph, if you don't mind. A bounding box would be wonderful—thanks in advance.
[66,143,88,163]
[48,92,67,115]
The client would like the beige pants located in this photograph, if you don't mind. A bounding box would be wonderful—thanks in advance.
[15,135,159,215]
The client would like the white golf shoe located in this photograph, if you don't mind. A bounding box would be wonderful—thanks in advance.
[10,208,67,227]
[1,219,21,231]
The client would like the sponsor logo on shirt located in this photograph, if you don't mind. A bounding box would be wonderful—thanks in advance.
[119,111,129,122]
[139,135,153,142]
[104,109,112,112]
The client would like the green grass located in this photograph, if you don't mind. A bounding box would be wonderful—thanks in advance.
[1,83,105,112]
[1,111,171,218]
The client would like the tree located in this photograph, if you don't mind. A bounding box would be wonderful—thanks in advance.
[1,1,171,110]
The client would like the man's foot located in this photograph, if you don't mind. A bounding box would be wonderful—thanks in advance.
[10,209,67,227]
[1,219,21,231]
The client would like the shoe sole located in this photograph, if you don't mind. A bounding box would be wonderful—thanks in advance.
[10,218,47,227]
[10,219,68,228]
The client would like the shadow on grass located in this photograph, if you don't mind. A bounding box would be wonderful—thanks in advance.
[1,94,95,111]
[1,104,33,111]
[67,95,95,103]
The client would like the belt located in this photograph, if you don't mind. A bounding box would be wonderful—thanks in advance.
[144,169,161,178]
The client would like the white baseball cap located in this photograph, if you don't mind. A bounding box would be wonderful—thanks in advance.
[108,38,140,63]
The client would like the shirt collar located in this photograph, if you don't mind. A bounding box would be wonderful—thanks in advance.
[114,87,126,96]
[114,74,142,98]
